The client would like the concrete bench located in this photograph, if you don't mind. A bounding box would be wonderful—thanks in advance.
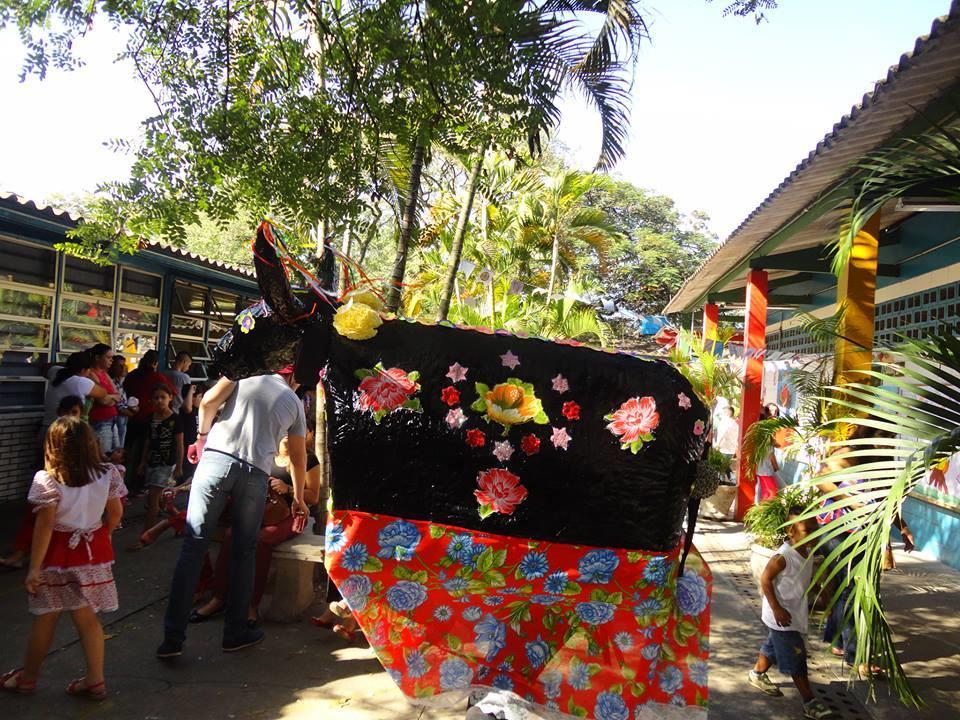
[264,517,326,622]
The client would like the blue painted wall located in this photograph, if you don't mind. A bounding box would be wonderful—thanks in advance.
[901,497,960,571]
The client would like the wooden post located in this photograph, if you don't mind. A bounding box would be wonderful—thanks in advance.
[834,211,880,386]
[314,381,330,534]
[735,269,768,521]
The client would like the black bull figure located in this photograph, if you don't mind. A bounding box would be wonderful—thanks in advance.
[211,224,715,717]
[212,225,709,551]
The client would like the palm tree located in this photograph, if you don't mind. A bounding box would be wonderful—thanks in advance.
[517,170,622,302]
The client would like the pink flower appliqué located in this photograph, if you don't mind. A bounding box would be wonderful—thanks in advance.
[678,392,692,410]
[475,468,528,518]
[446,408,467,429]
[446,363,469,383]
[551,374,569,394]
[500,350,521,369]
[605,396,660,454]
[355,365,421,424]
[693,419,705,436]
[550,426,572,450]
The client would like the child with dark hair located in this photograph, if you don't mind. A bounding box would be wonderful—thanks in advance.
[747,507,833,719]
[57,395,84,419]
[134,384,183,545]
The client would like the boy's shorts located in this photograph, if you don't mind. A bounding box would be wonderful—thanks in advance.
[145,465,177,489]
[760,629,808,677]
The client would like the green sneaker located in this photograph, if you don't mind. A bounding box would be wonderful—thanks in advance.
[747,670,784,696]
[803,699,835,719]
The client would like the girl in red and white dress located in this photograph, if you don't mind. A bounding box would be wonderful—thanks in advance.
[1,417,126,700]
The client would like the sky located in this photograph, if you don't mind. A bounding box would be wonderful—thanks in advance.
[0,0,953,240]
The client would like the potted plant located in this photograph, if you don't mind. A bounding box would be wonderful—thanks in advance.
[699,447,737,520]
[743,484,818,584]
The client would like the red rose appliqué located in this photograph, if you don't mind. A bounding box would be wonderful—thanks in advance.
[466,429,486,448]
[475,468,528,517]
[441,386,461,407]
[520,434,540,456]
[562,401,581,421]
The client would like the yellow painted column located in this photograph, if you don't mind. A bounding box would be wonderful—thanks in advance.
[834,211,880,385]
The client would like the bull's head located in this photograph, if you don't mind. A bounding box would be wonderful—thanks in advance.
[211,222,336,381]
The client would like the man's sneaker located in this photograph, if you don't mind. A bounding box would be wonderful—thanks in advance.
[747,670,784,696]
[156,639,183,659]
[222,628,265,653]
[803,699,835,719]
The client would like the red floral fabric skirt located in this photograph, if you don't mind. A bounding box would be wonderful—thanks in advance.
[325,510,711,719]
[30,526,118,615]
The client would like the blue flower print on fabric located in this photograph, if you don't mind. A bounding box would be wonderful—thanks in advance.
[575,601,616,625]
[568,662,591,690]
[463,606,483,622]
[484,595,504,606]
[386,668,402,686]
[493,674,513,691]
[326,522,346,552]
[340,574,371,612]
[474,614,507,662]
[689,659,708,687]
[641,643,661,662]
[544,570,568,595]
[377,519,421,561]
[406,650,429,679]
[659,666,684,695]
[531,594,563,606]
[633,597,662,618]
[643,556,670,585]
[518,551,549,580]
[433,605,453,622]
[443,577,468,594]
[595,691,629,720]
[341,542,369,572]
[613,631,633,651]
[540,670,562,699]
[439,657,474,691]
[386,581,428,612]
[577,549,619,584]
[676,572,710,616]
[447,533,474,563]
[525,637,550,669]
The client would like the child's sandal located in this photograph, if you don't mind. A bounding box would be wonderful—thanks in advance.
[1,668,37,695]
[66,678,107,700]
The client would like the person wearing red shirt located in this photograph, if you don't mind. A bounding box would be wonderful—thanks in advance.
[123,350,176,494]
[88,344,122,456]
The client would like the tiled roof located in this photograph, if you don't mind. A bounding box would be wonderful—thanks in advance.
[664,1,960,313]
[0,191,255,279]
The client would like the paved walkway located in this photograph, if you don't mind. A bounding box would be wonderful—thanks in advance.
[0,502,956,719]
[696,519,960,720]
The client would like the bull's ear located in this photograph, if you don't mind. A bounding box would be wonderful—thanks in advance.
[254,222,305,320]
[313,239,336,294]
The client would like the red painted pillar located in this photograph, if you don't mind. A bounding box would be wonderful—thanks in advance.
[702,303,720,355]
[735,270,768,520]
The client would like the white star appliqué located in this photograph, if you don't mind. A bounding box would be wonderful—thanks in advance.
[446,363,469,383]
[500,350,521,369]
[492,441,515,463]
[550,427,572,450]
[551,374,569,394]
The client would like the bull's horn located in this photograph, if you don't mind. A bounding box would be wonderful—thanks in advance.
[254,221,306,321]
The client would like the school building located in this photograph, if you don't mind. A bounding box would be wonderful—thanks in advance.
[665,6,960,569]
[0,192,257,500]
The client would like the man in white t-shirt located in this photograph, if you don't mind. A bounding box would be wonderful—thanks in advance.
[159,367,308,658]
[162,352,193,412]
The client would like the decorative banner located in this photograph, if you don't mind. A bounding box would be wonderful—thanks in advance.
[477,268,494,284]
[326,511,711,719]
[460,260,478,280]
[508,279,524,296]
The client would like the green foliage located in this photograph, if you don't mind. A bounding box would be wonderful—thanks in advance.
[706,447,732,475]
[669,329,741,407]
[743,484,818,550]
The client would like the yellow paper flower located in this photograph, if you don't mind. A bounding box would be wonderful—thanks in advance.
[333,301,383,341]
[342,288,386,312]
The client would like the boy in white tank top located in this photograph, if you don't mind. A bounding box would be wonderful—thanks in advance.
[747,506,835,720]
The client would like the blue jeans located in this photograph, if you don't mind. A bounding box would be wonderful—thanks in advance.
[822,534,858,663]
[92,419,119,455]
[163,450,268,644]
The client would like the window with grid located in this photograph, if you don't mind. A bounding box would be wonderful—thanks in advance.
[116,269,162,368]
[0,237,57,407]
[58,256,115,356]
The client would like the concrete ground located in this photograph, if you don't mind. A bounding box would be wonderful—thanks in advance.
[0,502,956,719]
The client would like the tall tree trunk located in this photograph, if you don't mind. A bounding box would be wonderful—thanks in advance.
[339,222,353,292]
[546,232,561,302]
[358,205,382,265]
[386,141,426,312]
[438,143,487,321]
